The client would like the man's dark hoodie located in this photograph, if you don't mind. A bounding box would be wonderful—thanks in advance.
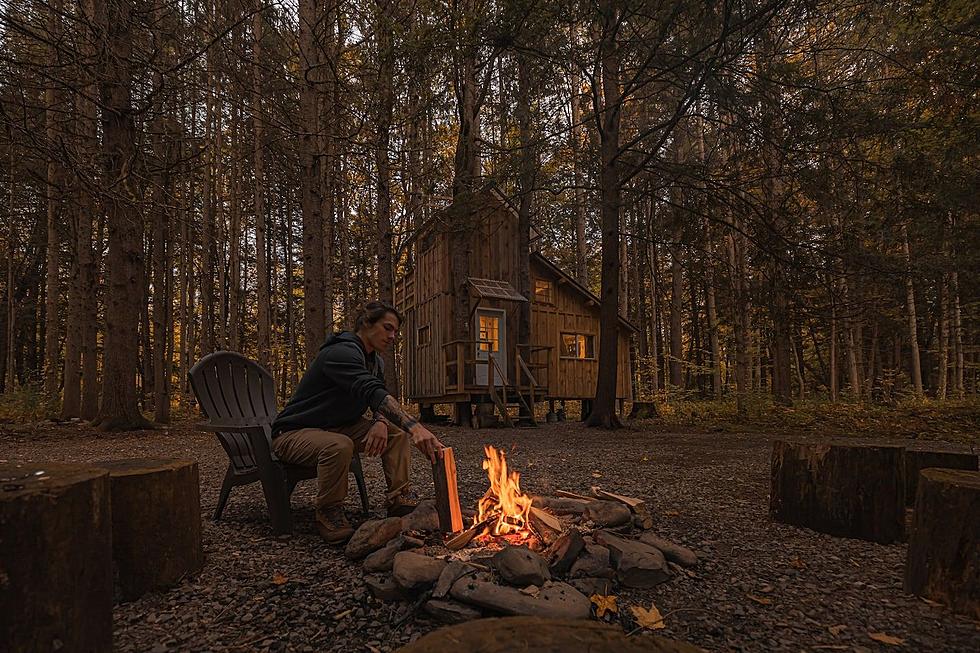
[272,332,389,436]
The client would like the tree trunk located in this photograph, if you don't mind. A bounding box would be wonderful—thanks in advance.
[228,104,242,353]
[669,222,683,390]
[516,53,534,419]
[569,37,587,286]
[300,0,325,362]
[829,286,838,400]
[901,224,922,397]
[938,217,950,399]
[705,223,721,399]
[43,0,66,401]
[93,0,151,431]
[586,0,622,429]
[252,0,272,368]
[646,235,660,397]
[375,0,397,394]
[4,151,15,390]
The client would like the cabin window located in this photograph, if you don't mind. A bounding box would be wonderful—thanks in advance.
[533,279,553,304]
[417,325,431,347]
[478,314,500,352]
[560,333,595,359]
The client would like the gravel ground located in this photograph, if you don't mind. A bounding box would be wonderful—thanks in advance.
[3,420,979,652]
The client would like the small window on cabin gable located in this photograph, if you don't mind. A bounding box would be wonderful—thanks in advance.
[533,279,553,304]
[560,333,595,360]
[417,325,431,347]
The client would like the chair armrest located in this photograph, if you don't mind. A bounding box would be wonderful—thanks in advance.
[195,422,266,434]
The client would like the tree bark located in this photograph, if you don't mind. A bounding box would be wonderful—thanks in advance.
[252,0,272,368]
[92,0,151,431]
[375,0,397,394]
[300,0,325,362]
[586,0,622,429]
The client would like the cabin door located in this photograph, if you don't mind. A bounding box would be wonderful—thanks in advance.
[475,308,506,386]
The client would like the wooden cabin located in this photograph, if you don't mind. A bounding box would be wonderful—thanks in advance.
[394,187,635,424]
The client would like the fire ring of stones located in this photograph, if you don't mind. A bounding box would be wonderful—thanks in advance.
[351,446,699,625]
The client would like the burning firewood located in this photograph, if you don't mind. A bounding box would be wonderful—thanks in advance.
[446,515,495,551]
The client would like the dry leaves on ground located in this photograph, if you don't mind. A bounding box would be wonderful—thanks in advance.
[747,594,772,605]
[590,594,618,618]
[868,632,905,646]
[630,603,666,630]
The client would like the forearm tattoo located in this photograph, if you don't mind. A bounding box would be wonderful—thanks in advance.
[377,395,419,432]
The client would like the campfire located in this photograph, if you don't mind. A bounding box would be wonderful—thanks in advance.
[475,445,534,541]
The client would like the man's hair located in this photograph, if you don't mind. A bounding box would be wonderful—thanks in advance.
[354,300,402,332]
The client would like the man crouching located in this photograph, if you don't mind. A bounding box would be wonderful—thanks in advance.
[271,300,445,544]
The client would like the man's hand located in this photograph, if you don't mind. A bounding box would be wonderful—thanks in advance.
[409,424,444,464]
[363,420,388,457]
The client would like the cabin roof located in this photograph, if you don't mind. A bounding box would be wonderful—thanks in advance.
[531,252,639,333]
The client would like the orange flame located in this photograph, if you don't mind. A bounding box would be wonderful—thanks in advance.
[476,445,533,537]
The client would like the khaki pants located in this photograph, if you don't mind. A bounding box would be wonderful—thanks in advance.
[272,418,411,509]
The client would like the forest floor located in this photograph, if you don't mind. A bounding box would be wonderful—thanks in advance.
[2,409,979,652]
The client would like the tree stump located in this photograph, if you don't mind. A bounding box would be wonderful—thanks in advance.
[97,458,204,602]
[904,449,978,507]
[770,440,905,543]
[0,462,112,652]
[904,469,980,618]
[393,616,702,653]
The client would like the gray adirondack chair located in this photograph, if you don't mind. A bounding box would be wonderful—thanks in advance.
[188,351,369,534]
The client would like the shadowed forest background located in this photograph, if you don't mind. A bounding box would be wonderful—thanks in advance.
[0,0,977,430]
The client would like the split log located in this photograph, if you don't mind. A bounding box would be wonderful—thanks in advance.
[583,500,632,527]
[592,486,654,528]
[450,580,591,620]
[531,495,590,515]
[770,440,905,544]
[904,469,980,618]
[904,449,978,507]
[0,463,112,651]
[555,489,594,502]
[96,459,203,602]
[446,516,493,550]
[432,447,464,533]
[546,529,586,576]
[394,616,703,653]
[638,532,698,567]
[528,505,562,545]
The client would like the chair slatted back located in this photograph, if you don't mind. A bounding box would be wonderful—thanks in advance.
[189,351,278,473]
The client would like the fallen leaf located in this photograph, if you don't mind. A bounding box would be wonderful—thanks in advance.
[333,609,353,620]
[828,624,847,636]
[590,594,617,618]
[868,632,905,646]
[759,584,774,593]
[519,585,540,597]
[789,557,806,570]
[747,594,772,605]
[272,573,288,585]
[630,603,666,630]
[664,510,680,517]
[591,472,602,478]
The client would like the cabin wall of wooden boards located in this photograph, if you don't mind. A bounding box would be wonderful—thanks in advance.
[394,188,634,409]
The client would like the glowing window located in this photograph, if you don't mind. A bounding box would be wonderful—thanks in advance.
[533,279,553,304]
[560,333,595,359]
[478,315,500,353]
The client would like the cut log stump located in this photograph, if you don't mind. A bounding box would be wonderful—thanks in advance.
[96,458,203,602]
[904,469,980,619]
[904,449,978,507]
[0,462,112,652]
[394,616,702,653]
[770,440,905,543]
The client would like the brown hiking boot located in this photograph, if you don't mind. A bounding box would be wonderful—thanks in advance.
[386,492,420,518]
[316,505,354,545]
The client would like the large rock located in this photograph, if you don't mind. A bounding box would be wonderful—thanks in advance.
[393,551,447,592]
[394,616,704,653]
[401,500,441,532]
[345,517,403,560]
[424,599,483,624]
[570,544,614,579]
[584,501,632,527]
[364,535,409,573]
[364,574,405,602]
[492,545,551,586]
[638,532,698,568]
[451,579,591,620]
[546,529,586,576]
[433,561,475,599]
[595,530,670,588]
